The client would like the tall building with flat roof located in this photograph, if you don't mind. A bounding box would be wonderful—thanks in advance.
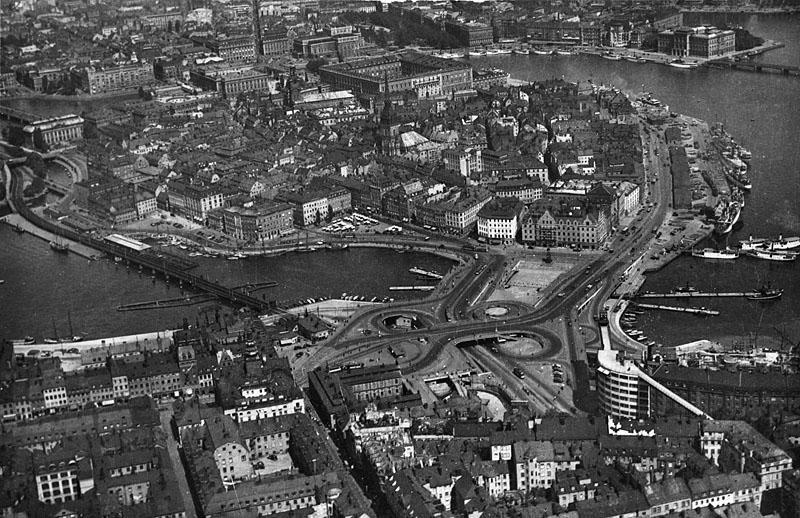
[319,51,472,96]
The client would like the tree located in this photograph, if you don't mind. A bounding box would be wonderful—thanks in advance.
[314,209,321,226]
[26,153,46,178]
[32,128,48,152]
[306,58,328,74]
[7,126,25,147]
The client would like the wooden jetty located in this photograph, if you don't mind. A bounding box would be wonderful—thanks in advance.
[635,303,719,315]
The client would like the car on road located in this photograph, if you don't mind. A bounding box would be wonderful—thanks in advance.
[513,367,525,379]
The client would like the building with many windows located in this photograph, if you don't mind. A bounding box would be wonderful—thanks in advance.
[222,201,294,242]
[658,26,735,58]
[477,198,523,244]
[319,51,472,97]
[70,63,154,95]
[521,199,609,247]
[190,64,273,98]
[23,114,84,149]
[443,20,493,48]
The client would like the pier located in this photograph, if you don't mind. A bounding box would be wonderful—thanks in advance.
[638,291,761,299]
[634,303,719,315]
[116,294,216,311]
[389,286,437,291]
[409,267,443,280]
[704,59,800,77]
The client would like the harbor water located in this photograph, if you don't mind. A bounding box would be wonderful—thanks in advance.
[0,223,454,342]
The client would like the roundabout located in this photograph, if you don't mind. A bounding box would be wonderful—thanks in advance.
[466,301,535,321]
[372,310,436,334]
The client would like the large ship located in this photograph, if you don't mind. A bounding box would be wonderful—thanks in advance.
[714,199,742,235]
[740,235,800,251]
[747,286,784,301]
[691,248,739,260]
[745,249,798,262]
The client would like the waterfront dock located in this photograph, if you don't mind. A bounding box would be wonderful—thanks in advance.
[634,303,719,315]
[116,294,215,311]
[638,291,761,299]
[409,267,443,280]
[390,285,437,291]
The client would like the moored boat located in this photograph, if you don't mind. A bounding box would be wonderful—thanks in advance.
[50,240,69,253]
[747,286,784,301]
[741,235,800,251]
[691,248,739,260]
[602,53,623,60]
[8,336,35,345]
[669,59,698,69]
[533,49,549,55]
[745,249,798,262]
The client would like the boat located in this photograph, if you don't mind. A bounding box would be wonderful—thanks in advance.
[769,236,800,250]
[8,336,35,345]
[741,235,800,251]
[746,249,798,262]
[747,286,784,301]
[50,240,69,253]
[533,49,549,55]
[601,53,623,61]
[514,49,530,55]
[624,55,645,63]
[556,49,573,56]
[739,147,752,160]
[669,59,698,69]
[691,248,739,260]
[714,200,741,235]
[496,48,512,55]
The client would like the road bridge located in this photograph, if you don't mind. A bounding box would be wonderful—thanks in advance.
[6,166,271,312]
[704,59,800,77]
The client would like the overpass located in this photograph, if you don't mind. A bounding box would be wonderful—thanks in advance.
[5,164,271,312]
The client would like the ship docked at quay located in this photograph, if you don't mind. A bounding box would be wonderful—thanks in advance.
[713,190,744,235]
[691,248,739,260]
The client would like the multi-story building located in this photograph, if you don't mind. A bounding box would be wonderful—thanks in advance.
[262,29,290,56]
[222,201,294,241]
[521,200,609,247]
[167,180,224,224]
[443,20,493,48]
[319,51,472,96]
[22,114,84,149]
[194,34,256,63]
[71,63,155,95]
[293,26,364,58]
[699,420,793,490]
[658,26,735,58]
[596,349,650,420]
[141,12,183,30]
[477,198,523,244]
[190,64,272,98]
[443,146,482,177]
[513,440,579,491]
[285,193,329,226]
[491,177,543,204]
